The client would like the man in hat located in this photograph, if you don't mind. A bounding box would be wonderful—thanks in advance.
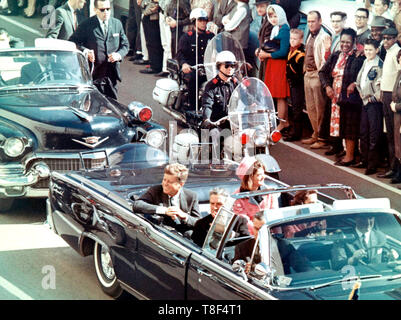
[369,15,390,60]
[176,8,214,111]
[378,27,401,181]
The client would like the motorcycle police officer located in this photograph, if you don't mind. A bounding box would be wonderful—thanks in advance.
[176,8,214,111]
[202,50,239,161]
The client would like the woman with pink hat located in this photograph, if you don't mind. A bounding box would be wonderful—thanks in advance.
[233,156,278,234]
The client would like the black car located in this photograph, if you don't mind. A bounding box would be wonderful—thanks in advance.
[0,41,167,212]
[47,147,401,300]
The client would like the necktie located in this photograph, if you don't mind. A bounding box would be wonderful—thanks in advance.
[73,10,78,30]
[102,21,108,37]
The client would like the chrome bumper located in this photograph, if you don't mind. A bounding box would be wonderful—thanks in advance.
[0,162,50,198]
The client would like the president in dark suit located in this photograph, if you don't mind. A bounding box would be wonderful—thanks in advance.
[133,163,201,233]
[69,0,129,96]
[191,187,249,247]
[46,0,86,40]
[331,216,388,270]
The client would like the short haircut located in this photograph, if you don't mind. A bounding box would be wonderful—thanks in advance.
[94,0,108,8]
[340,27,357,43]
[377,0,390,7]
[308,10,321,20]
[291,190,317,206]
[364,38,380,49]
[164,163,189,184]
[356,7,369,18]
[209,187,229,198]
[290,28,304,38]
[330,11,347,20]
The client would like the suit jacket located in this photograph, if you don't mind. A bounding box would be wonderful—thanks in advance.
[69,15,129,83]
[20,62,59,84]
[46,3,85,40]
[331,228,387,270]
[133,185,201,232]
[191,214,249,247]
[214,0,237,32]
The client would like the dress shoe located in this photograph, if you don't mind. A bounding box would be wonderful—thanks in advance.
[310,141,330,149]
[350,161,367,169]
[335,150,346,159]
[377,170,395,179]
[325,147,344,156]
[334,158,356,166]
[1,9,17,15]
[139,68,160,74]
[283,135,301,142]
[154,71,169,77]
[133,59,149,65]
[301,137,317,145]
[391,176,401,184]
[279,126,291,134]
[364,168,377,175]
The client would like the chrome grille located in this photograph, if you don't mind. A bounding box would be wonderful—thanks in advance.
[0,164,25,178]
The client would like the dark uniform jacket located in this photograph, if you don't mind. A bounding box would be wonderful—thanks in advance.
[202,74,238,128]
[176,29,214,67]
[69,16,129,84]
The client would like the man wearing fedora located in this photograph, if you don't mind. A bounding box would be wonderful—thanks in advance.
[378,27,401,182]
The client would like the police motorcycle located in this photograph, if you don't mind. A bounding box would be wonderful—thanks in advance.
[167,32,281,176]
[152,8,214,127]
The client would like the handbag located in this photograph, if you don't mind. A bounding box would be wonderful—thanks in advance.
[261,39,280,53]
[337,91,362,109]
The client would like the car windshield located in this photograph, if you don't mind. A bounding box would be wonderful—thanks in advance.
[0,49,91,87]
[262,211,401,289]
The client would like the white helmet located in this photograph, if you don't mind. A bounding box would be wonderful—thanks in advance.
[216,51,237,64]
[190,8,208,21]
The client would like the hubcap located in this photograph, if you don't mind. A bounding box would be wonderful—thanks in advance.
[100,246,115,281]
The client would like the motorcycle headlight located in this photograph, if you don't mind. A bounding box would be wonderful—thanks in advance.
[3,137,26,157]
[144,129,166,148]
[253,129,268,146]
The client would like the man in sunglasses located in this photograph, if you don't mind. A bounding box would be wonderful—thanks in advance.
[69,0,129,98]
[202,50,239,161]
[176,8,214,111]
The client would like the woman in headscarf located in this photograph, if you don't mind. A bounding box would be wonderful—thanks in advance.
[257,4,290,133]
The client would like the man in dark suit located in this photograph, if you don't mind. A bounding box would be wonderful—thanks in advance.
[191,188,249,247]
[20,53,60,84]
[213,0,237,33]
[46,0,86,40]
[69,0,129,97]
[132,163,201,233]
[331,216,388,270]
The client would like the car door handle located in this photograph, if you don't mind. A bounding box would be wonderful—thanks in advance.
[197,268,212,278]
[173,254,186,266]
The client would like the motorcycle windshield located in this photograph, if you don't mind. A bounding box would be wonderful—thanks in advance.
[204,32,246,82]
[227,77,277,135]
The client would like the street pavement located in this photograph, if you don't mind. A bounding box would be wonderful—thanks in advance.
[1,12,401,300]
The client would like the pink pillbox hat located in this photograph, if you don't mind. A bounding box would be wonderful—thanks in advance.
[236,156,257,180]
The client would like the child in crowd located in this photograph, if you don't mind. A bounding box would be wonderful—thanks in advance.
[284,28,305,141]
[355,38,383,175]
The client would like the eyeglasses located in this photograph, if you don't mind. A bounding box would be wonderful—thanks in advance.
[99,7,110,12]
[355,15,368,19]
[383,36,396,40]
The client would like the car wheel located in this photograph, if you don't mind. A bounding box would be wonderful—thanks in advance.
[0,199,14,213]
[93,241,124,299]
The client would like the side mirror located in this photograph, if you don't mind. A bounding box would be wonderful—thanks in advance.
[232,259,248,281]
[254,262,275,284]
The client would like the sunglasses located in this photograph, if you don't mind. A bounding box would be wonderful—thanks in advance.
[99,7,110,12]
[223,63,237,68]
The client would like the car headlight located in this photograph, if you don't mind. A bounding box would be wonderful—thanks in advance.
[144,129,166,148]
[3,137,26,157]
[252,129,268,146]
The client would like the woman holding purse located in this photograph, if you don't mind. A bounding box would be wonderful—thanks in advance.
[256,4,290,133]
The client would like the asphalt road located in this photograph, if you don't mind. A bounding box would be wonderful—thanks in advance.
[1,12,401,300]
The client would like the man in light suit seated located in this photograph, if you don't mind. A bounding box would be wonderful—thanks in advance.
[132,163,201,234]
[331,215,388,270]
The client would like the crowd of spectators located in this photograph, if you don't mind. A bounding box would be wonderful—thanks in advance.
[2,0,401,187]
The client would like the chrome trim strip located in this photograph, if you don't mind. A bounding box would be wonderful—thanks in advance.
[119,280,149,300]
